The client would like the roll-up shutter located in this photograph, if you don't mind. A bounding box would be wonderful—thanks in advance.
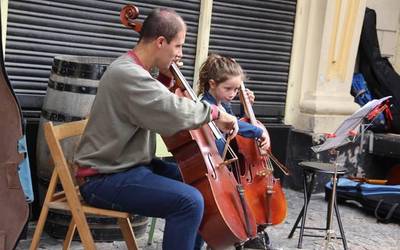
[209,0,297,124]
[5,0,200,119]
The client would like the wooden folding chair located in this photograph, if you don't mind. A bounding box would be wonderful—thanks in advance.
[29,120,138,250]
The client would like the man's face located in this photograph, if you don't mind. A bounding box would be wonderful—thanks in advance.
[157,29,186,70]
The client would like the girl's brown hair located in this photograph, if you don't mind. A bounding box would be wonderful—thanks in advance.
[197,54,245,96]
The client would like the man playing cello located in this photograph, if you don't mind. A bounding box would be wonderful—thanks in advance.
[74,7,238,250]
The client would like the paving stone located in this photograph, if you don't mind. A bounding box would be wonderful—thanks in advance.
[16,188,400,250]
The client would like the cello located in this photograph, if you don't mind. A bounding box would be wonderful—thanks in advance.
[235,83,289,226]
[120,5,257,249]
[0,6,30,249]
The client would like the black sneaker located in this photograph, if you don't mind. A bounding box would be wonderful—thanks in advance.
[242,231,270,249]
[240,231,282,250]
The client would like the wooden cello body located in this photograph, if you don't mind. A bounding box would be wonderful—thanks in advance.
[163,67,257,249]
[235,83,288,226]
[120,5,257,249]
[0,8,29,249]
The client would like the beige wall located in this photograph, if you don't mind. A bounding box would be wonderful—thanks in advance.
[1,0,8,57]
[397,16,400,72]
[366,0,400,57]
[285,0,400,133]
[285,0,366,133]
[366,0,400,73]
[193,0,213,91]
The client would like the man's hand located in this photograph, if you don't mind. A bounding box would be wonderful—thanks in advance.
[214,110,239,138]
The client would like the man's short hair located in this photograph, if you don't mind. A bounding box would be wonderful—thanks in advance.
[140,8,186,43]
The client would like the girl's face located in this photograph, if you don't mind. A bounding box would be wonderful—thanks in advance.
[209,75,242,104]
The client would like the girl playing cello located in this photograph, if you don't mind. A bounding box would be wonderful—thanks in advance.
[196,54,281,250]
[197,54,270,155]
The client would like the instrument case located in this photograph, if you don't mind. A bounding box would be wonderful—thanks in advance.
[325,178,400,223]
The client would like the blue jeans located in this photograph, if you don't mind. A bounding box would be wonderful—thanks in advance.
[79,158,204,250]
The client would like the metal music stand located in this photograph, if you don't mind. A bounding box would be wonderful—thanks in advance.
[311,96,391,250]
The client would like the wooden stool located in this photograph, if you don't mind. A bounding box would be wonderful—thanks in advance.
[288,161,348,249]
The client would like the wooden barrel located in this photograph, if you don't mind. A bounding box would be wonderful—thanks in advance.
[36,55,113,182]
[36,55,148,240]
[44,211,148,242]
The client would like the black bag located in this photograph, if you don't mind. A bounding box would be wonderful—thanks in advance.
[362,195,400,223]
[358,8,400,133]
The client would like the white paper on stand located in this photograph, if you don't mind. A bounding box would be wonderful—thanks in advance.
[312,96,391,153]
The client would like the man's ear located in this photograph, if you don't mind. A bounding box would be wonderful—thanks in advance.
[156,36,166,48]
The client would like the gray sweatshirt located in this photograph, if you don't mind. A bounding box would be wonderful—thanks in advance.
[74,53,212,173]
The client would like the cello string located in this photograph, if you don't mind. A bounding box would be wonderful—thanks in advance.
[171,64,241,172]
[171,63,223,139]
[221,137,231,161]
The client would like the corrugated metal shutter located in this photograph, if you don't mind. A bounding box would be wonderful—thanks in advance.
[209,0,297,124]
[5,0,200,120]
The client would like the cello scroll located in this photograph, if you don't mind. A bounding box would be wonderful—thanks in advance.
[119,5,142,33]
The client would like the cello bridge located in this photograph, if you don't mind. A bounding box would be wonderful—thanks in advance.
[256,169,269,177]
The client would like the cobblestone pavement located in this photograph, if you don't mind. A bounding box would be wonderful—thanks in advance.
[17,188,400,250]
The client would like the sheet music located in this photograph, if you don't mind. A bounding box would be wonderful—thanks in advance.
[312,96,391,153]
